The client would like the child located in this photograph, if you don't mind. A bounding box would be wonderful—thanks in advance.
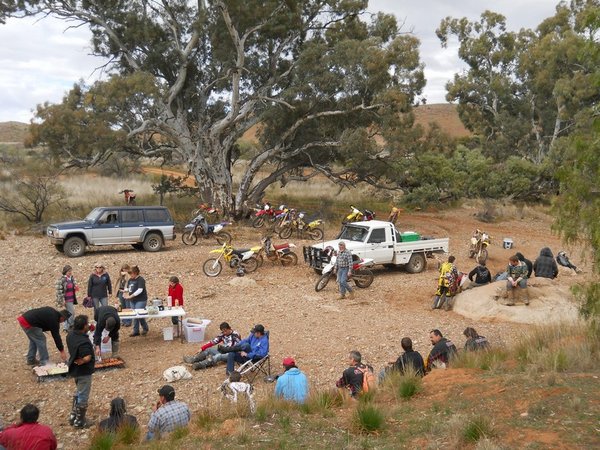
[56,265,79,331]
[168,276,184,336]
[219,371,255,413]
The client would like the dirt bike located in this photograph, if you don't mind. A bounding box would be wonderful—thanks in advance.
[192,203,219,217]
[202,243,259,277]
[342,205,375,224]
[469,229,491,263]
[278,211,324,240]
[315,250,375,292]
[255,236,298,267]
[119,189,136,205]
[181,213,232,245]
[252,203,286,228]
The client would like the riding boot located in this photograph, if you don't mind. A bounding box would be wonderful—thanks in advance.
[73,406,91,429]
[183,350,208,364]
[111,341,120,358]
[218,344,242,354]
[506,289,515,306]
[68,395,77,426]
[432,296,441,309]
[192,356,216,370]
[521,288,530,305]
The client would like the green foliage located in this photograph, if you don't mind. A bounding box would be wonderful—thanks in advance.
[397,376,422,400]
[462,416,495,443]
[353,404,385,434]
[89,432,115,450]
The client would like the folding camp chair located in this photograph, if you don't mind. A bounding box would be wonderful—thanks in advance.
[237,354,271,383]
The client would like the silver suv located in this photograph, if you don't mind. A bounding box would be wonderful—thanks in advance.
[47,206,176,257]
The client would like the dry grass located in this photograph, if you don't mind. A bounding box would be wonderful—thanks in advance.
[59,174,155,206]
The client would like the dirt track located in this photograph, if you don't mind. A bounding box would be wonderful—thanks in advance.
[0,206,584,448]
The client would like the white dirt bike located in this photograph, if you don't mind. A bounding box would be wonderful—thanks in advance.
[315,253,375,292]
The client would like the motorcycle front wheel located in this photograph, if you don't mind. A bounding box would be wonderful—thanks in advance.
[215,231,232,245]
[182,230,198,245]
[477,248,489,263]
[240,256,259,273]
[353,268,374,288]
[278,226,293,239]
[280,252,298,267]
[202,258,223,277]
[315,273,332,292]
[308,227,324,240]
[252,216,265,228]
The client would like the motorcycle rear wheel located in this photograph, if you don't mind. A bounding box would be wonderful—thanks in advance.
[353,268,374,288]
[477,248,489,263]
[252,216,265,228]
[215,231,232,245]
[202,258,223,277]
[278,226,293,239]
[308,227,324,240]
[182,230,198,245]
[315,273,332,292]
[280,252,298,267]
[240,256,259,273]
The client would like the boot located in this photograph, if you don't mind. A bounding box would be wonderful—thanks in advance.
[522,288,530,305]
[111,341,120,358]
[432,296,441,309]
[73,406,92,429]
[68,396,77,426]
[192,356,216,370]
[218,344,242,354]
[183,350,208,364]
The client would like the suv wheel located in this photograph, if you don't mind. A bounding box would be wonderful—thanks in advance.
[64,237,86,257]
[143,232,163,252]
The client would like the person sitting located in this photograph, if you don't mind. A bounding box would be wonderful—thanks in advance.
[556,251,580,273]
[533,247,559,279]
[426,329,457,372]
[275,357,309,404]
[336,350,369,398]
[98,397,138,434]
[379,337,425,381]
[0,404,57,450]
[466,260,492,288]
[505,255,529,305]
[515,252,533,278]
[146,385,191,441]
[219,371,256,413]
[222,324,269,375]
[463,327,490,352]
[183,322,242,370]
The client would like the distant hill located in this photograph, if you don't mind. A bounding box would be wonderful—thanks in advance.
[0,121,28,144]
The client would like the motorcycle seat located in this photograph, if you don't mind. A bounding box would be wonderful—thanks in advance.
[232,248,251,256]
[273,243,289,250]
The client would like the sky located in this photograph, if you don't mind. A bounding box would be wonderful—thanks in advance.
[0,1,559,123]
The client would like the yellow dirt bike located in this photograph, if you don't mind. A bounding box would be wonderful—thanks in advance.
[202,243,259,277]
[469,229,491,263]
[342,205,375,224]
[278,211,324,240]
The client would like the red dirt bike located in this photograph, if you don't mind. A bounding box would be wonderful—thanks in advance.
[252,203,285,228]
[254,236,298,267]
[119,189,136,205]
[315,248,375,292]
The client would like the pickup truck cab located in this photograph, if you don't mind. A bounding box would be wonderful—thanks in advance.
[303,220,449,273]
[47,206,176,257]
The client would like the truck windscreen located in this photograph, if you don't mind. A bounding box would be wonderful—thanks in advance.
[338,225,368,242]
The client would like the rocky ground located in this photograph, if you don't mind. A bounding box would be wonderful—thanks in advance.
[0,206,587,448]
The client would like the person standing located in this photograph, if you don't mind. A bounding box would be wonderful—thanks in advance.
[0,404,57,450]
[55,264,79,332]
[93,305,121,358]
[146,385,191,440]
[275,357,309,404]
[67,315,95,428]
[17,307,70,366]
[123,266,149,337]
[114,264,131,326]
[335,241,354,299]
[168,276,184,336]
[87,263,112,311]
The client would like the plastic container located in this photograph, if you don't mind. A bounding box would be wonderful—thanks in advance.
[183,318,211,343]
[162,327,174,341]
[503,238,514,249]
[401,231,421,242]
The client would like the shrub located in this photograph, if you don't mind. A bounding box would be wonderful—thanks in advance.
[397,376,422,400]
[462,416,495,443]
[353,404,385,434]
[302,389,344,415]
[115,423,140,445]
[196,408,219,430]
[89,432,115,450]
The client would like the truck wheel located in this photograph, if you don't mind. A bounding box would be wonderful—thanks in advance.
[143,232,163,252]
[64,237,86,258]
[315,273,332,292]
[353,269,374,288]
[405,253,427,273]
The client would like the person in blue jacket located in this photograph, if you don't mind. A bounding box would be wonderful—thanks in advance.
[275,357,308,404]
[222,324,269,375]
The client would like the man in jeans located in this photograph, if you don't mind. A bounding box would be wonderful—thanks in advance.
[67,315,95,428]
[17,307,70,366]
[335,241,354,299]
[223,324,269,375]
[183,321,242,370]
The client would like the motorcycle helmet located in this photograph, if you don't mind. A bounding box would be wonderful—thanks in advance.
[236,265,245,277]
[264,203,271,210]
[278,204,287,211]
[298,212,305,219]
[323,246,335,259]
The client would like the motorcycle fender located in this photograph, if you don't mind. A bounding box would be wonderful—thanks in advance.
[209,249,224,255]
[241,251,255,260]
[213,224,223,233]
[184,224,194,231]
[279,248,292,254]
[322,264,334,274]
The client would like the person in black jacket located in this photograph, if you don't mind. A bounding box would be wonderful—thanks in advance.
[336,350,369,398]
[515,252,533,279]
[67,315,95,428]
[426,329,457,372]
[17,307,70,366]
[98,397,138,434]
[93,306,121,358]
[466,260,492,288]
[379,337,425,381]
[87,263,112,311]
[533,247,559,279]
[463,327,490,352]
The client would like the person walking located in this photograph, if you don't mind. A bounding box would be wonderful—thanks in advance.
[67,315,95,428]
[123,266,149,337]
[17,307,70,366]
[55,265,79,332]
[335,241,354,299]
[87,263,112,311]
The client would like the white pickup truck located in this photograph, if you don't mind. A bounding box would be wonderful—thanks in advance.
[303,220,449,273]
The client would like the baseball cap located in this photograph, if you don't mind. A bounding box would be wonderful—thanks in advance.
[282,357,295,367]
[251,324,265,333]
[157,385,175,400]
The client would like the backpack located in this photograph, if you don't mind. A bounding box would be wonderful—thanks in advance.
[359,365,376,393]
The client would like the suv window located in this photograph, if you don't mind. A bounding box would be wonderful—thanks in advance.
[368,228,386,243]
[121,209,144,223]
[97,210,119,225]
[144,209,170,223]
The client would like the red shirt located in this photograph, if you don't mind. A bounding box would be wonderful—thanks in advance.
[168,283,184,307]
[0,422,57,450]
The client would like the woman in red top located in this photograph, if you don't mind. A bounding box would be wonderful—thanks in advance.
[168,276,184,329]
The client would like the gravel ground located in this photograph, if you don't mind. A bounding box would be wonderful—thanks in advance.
[0,207,581,448]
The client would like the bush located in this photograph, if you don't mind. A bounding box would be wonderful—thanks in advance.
[352,404,385,434]
[397,376,422,400]
[462,416,495,443]
[89,432,115,450]
[301,389,344,415]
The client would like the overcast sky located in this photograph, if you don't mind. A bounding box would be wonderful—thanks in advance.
[0,1,559,123]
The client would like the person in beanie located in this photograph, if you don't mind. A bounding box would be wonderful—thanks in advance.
[93,305,121,358]
[67,315,95,428]
[146,385,190,440]
[17,307,70,366]
[275,357,309,404]
[55,265,79,332]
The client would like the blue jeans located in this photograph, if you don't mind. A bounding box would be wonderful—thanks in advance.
[63,301,75,331]
[22,325,48,365]
[74,375,93,407]
[226,343,251,374]
[206,347,228,363]
[132,299,148,334]
[337,267,353,296]
[93,297,108,310]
